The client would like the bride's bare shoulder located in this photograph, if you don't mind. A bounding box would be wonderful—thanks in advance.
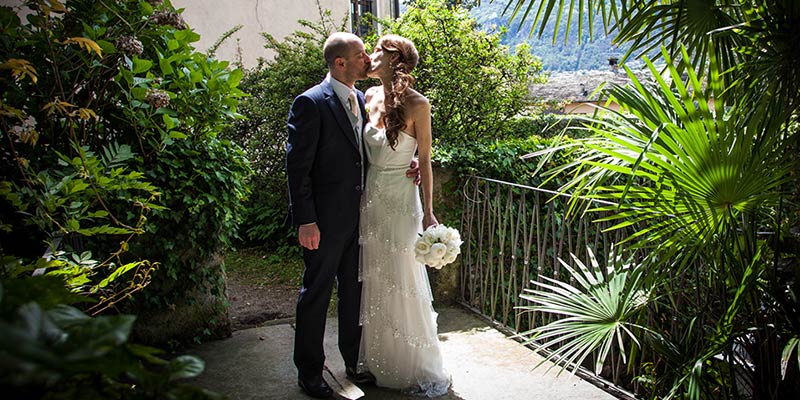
[406,89,430,112]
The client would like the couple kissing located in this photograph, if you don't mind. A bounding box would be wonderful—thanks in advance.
[286,32,450,398]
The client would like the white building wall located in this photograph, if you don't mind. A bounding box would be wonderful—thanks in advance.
[373,0,393,35]
[174,0,351,68]
[2,0,397,69]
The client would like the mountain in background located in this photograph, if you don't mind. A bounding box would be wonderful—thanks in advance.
[468,1,632,71]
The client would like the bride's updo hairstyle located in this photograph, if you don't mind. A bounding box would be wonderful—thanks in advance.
[379,35,419,150]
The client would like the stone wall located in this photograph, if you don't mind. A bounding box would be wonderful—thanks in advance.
[429,167,462,306]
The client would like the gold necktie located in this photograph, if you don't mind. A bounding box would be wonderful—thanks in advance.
[347,91,358,118]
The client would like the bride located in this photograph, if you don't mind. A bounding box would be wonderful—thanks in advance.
[357,34,451,397]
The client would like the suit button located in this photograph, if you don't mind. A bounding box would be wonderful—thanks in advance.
[355,161,361,167]
[355,185,362,192]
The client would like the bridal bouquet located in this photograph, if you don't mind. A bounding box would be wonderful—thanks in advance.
[414,225,462,269]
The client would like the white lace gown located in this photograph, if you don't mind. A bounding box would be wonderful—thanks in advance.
[358,124,451,397]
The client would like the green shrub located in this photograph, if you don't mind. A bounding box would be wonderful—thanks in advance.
[0,0,250,343]
[503,112,592,139]
[434,135,576,188]
[374,0,545,146]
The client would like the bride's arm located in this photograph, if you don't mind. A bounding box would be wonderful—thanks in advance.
[412,97,438,229]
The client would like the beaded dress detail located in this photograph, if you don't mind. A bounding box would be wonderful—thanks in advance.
[358,123,450,397]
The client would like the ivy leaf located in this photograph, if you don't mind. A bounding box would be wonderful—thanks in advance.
[169,131,188,140]
[159,57,174,75]
[162,114,179,129]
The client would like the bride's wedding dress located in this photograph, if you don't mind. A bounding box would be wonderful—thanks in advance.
[358,123,451,397]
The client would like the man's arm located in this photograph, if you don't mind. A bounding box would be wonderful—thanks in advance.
[286,95,321,249]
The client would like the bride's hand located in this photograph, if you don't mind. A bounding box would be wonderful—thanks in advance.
[405,158,421,186]
[423,213,438,230]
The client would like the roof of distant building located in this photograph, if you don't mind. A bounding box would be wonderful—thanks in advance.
[530,68,652,102]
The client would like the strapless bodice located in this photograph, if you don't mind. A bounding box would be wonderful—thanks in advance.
[363,123,417,171]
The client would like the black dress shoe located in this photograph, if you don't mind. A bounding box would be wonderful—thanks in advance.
[345,366,376,384]
[298,374,333,398]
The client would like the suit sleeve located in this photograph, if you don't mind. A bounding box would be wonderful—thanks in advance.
[286,94,320,226]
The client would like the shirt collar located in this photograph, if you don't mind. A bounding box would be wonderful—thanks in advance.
[326,73,354,105]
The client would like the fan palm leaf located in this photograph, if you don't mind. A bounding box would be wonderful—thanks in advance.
[518,247,650,375]
[501,1,800,121]
[545,45,790,265]
[614,0,743,71]
[500,1,743,68]
[723,0,800,122]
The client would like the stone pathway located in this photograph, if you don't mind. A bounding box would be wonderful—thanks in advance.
[186,306,623,399]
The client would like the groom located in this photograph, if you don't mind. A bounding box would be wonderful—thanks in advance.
[286,32,376,398]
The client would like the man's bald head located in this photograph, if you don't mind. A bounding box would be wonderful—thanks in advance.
[323,32,363,68]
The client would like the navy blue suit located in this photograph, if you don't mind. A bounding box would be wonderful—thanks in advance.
[286,77,366,379]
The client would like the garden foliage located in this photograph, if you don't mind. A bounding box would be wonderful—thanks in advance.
[223,7,343,249]
[0,277,222,399]
[1,0,248,353]
[506,1,800,398]
[375,0,546,147]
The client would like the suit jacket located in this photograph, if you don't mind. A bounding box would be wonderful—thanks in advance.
[286,78,366,237]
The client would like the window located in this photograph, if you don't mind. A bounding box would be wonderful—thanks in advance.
[351,0,375,37]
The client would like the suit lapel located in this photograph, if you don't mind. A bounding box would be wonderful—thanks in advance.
[322,80,359,150]
[357,92,367,131]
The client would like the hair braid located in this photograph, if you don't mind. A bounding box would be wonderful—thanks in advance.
[378,35,419,150]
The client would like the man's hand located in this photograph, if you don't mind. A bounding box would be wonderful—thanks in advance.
[298,223,320,250]
[405,158,421,186]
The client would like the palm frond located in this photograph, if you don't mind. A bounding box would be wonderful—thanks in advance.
[549,45,790,265]
[501,0,629,43]
[518,247,649,375]
[782,337,800,380]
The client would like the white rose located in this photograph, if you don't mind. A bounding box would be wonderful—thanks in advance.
[422,229,436,243]
[415,253,428,264]
[425,225,440,239]
[425,251,442,266]
[443,227,457,242]
[446,246,460,258]
[444,253,457,264]
[446,240,461,251]
[430,243,447,258]
[415,239,431,255]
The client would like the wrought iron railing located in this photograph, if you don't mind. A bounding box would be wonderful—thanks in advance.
[458,175,637,391]
[459,175,634,327]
